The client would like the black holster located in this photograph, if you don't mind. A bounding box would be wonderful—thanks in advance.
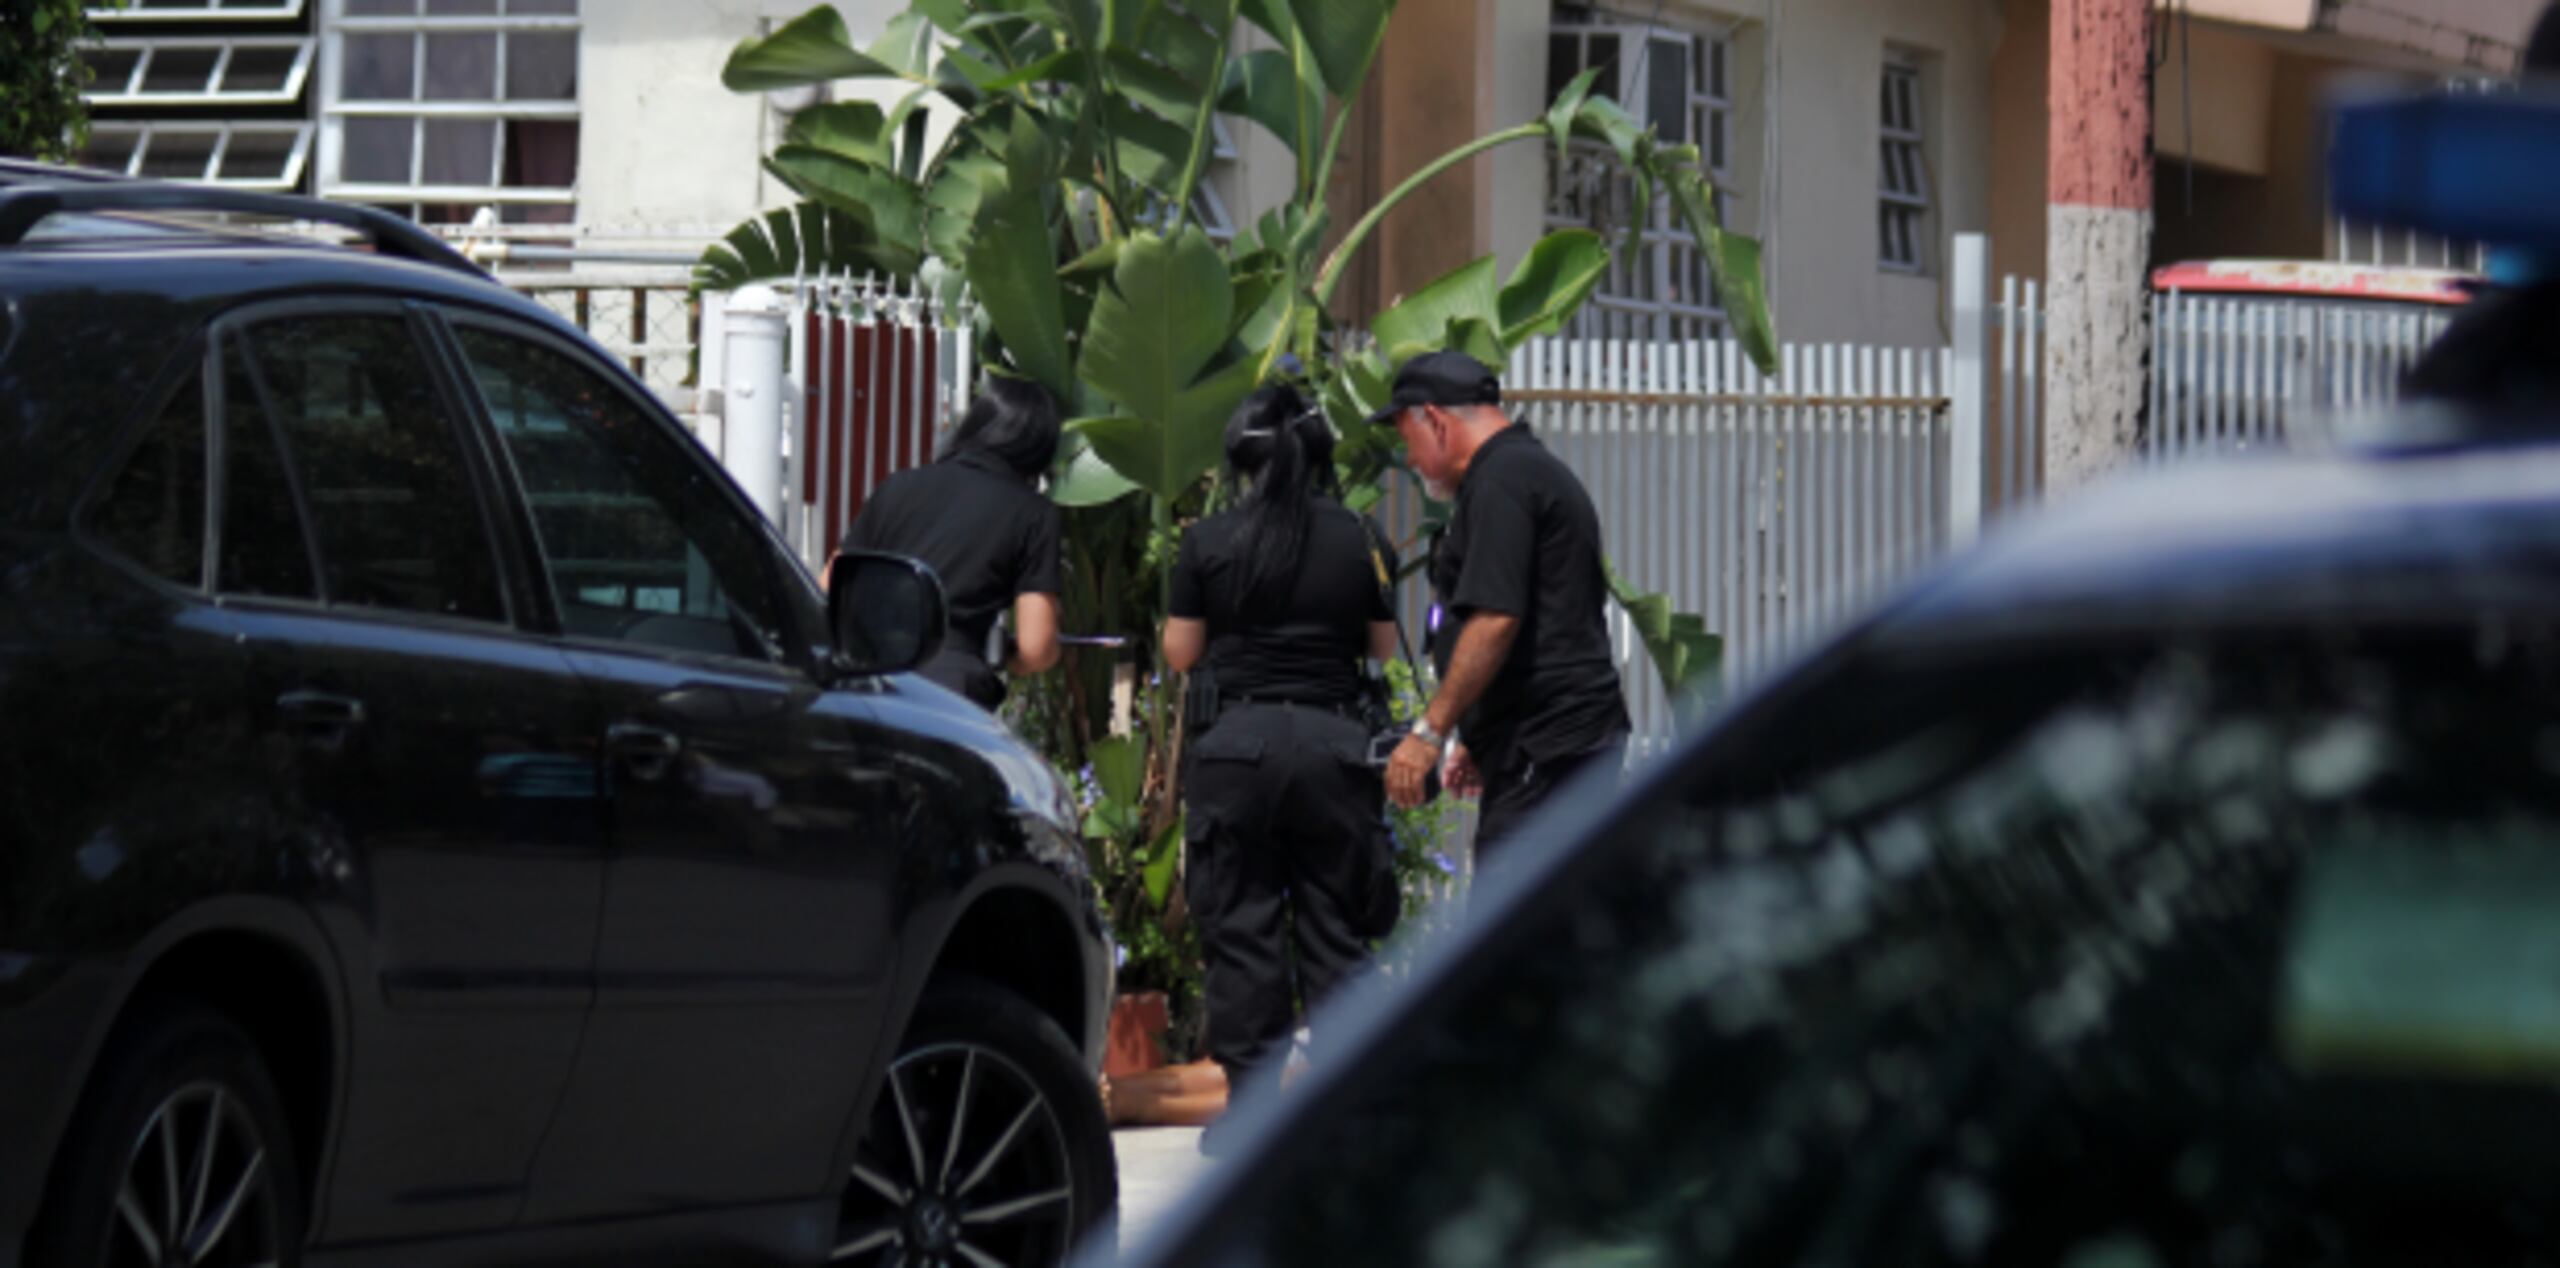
[1183,664,1222,734]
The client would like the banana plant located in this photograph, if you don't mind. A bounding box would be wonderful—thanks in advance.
[702,0,1773,730]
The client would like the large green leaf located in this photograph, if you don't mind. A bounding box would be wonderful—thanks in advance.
[1664,170,1777,375]
[924,149,1005,265]
[722,6,912,91]
[1275,0,1392,98]
[1371,255,1498,363]
[1090,734,1146,805]
[694,201,885,290]
[764,146,926,268]
[1052,425,1143,506]
[785,101,891,164]
[1143,817,1184,909]
[1219,49,1314,157]
[1446,316,1505,371]
[1544,65,1602,158]
[1496,229,1608,346]
[1608,566,1724,726]
[1075,228,1254,498]
[1103,97,1195,195]
[1074,359,1256,500]
[966,143,1075,398]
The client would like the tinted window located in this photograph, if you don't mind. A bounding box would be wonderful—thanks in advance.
[1229,626,2560,1266]
[92,366,207,587]
[218,341,317,601]
[234,314,504,623]
[455,326,789,663]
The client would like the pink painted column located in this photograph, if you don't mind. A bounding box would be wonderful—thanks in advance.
[2045,0,2154,488]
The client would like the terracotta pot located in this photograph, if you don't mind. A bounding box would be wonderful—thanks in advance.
[1103,990,1170,1079]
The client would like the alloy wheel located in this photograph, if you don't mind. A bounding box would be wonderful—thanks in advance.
[105,1082,282,1268]
[833,1043,1078,1267]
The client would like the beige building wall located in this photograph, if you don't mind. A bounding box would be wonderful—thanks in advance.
[580,0,937,235]
[1462,0,2004,347]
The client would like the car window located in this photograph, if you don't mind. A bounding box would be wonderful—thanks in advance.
[91,365,207,588]
[218,341,317,601]
[1226,625,2560,1267]
[229,314,505,623]
[451,325,791,664]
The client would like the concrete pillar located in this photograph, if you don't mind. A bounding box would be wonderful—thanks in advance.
[718,284,790,526]
[2043,0,2153,490]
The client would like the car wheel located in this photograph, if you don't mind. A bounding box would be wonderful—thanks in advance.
[29,1000,304,1268]
[832,978,1117,1267]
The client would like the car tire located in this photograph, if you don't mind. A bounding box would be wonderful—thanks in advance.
[831,976,1118,1267]
[27,999,305,1268]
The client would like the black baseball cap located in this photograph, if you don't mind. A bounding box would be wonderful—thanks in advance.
[1364,350,1503,428]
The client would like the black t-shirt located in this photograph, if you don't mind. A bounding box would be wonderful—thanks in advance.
[1170,499,1395,709]
[842,449,1062,660]
[1430,422,1629,767]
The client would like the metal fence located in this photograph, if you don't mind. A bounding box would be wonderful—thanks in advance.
[514,277,701,406]
[764,273,978,569]
[1991,282,2453,493]
[1484,335,1964,744]
[2148,289,2452,459]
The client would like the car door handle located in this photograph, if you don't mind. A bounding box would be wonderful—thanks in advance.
[605,723,682,782]
[276,690,366,749]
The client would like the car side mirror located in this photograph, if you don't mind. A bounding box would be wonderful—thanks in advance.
[827,551,946,678]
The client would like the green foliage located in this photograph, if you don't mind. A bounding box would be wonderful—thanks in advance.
[712,0,1769,1026]
[1607,566,1725,728]
[2,0,109,163]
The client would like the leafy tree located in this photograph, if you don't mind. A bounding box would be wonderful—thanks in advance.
[705,0,1766,1018]
[2,0,108,162]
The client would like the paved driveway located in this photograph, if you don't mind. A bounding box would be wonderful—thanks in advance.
[1114,1126,1212,1254]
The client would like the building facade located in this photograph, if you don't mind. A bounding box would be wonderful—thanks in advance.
[75,0,2546,346]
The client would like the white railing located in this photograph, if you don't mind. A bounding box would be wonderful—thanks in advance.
[2148,289,2451,460]
[513,276,699,409]
[1991,280,2453,495]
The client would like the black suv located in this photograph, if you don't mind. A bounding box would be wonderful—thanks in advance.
[0,168,1114,1268]
[1127,432,2560,1265]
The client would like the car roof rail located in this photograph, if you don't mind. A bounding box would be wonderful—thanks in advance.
[0,179,485,278]
[0,157,122,185]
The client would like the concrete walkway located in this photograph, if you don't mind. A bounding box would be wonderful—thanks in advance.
[1113,1125,1212,1255]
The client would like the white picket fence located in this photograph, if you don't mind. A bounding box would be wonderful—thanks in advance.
[1488,336,1964,745]
[2147,289,2451,459]
[1989,279,2454,501]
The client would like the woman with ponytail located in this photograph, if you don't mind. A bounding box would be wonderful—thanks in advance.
[1162,384,1402,1152]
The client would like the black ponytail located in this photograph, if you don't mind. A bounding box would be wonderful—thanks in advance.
[1225,384,1318,617]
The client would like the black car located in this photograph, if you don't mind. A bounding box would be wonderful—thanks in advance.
[1125,430,2560,1265]
[0,168,1115,1268]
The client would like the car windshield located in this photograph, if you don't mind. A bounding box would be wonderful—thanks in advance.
[1219,620,2560,1267]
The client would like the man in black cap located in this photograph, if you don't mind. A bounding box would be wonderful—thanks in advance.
[1375,351,1630,861]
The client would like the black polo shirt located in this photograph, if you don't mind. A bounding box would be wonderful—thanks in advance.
[841,449,1062,660]
[1170,499,1395,709]
[1431,421,1628,768]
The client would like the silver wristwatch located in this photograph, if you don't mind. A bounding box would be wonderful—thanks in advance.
[1409,719,1448,748]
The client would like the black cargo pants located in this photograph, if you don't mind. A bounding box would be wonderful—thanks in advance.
[1183,703,1399,1091]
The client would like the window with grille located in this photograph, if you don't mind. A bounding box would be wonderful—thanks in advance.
[1879,57,1931,275]
[83,37,316,106]
[82,122,315,188]
[1543,9,1740,343]
[89,0,308,20]
[319,0,580,226]
[76,0,317,192]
